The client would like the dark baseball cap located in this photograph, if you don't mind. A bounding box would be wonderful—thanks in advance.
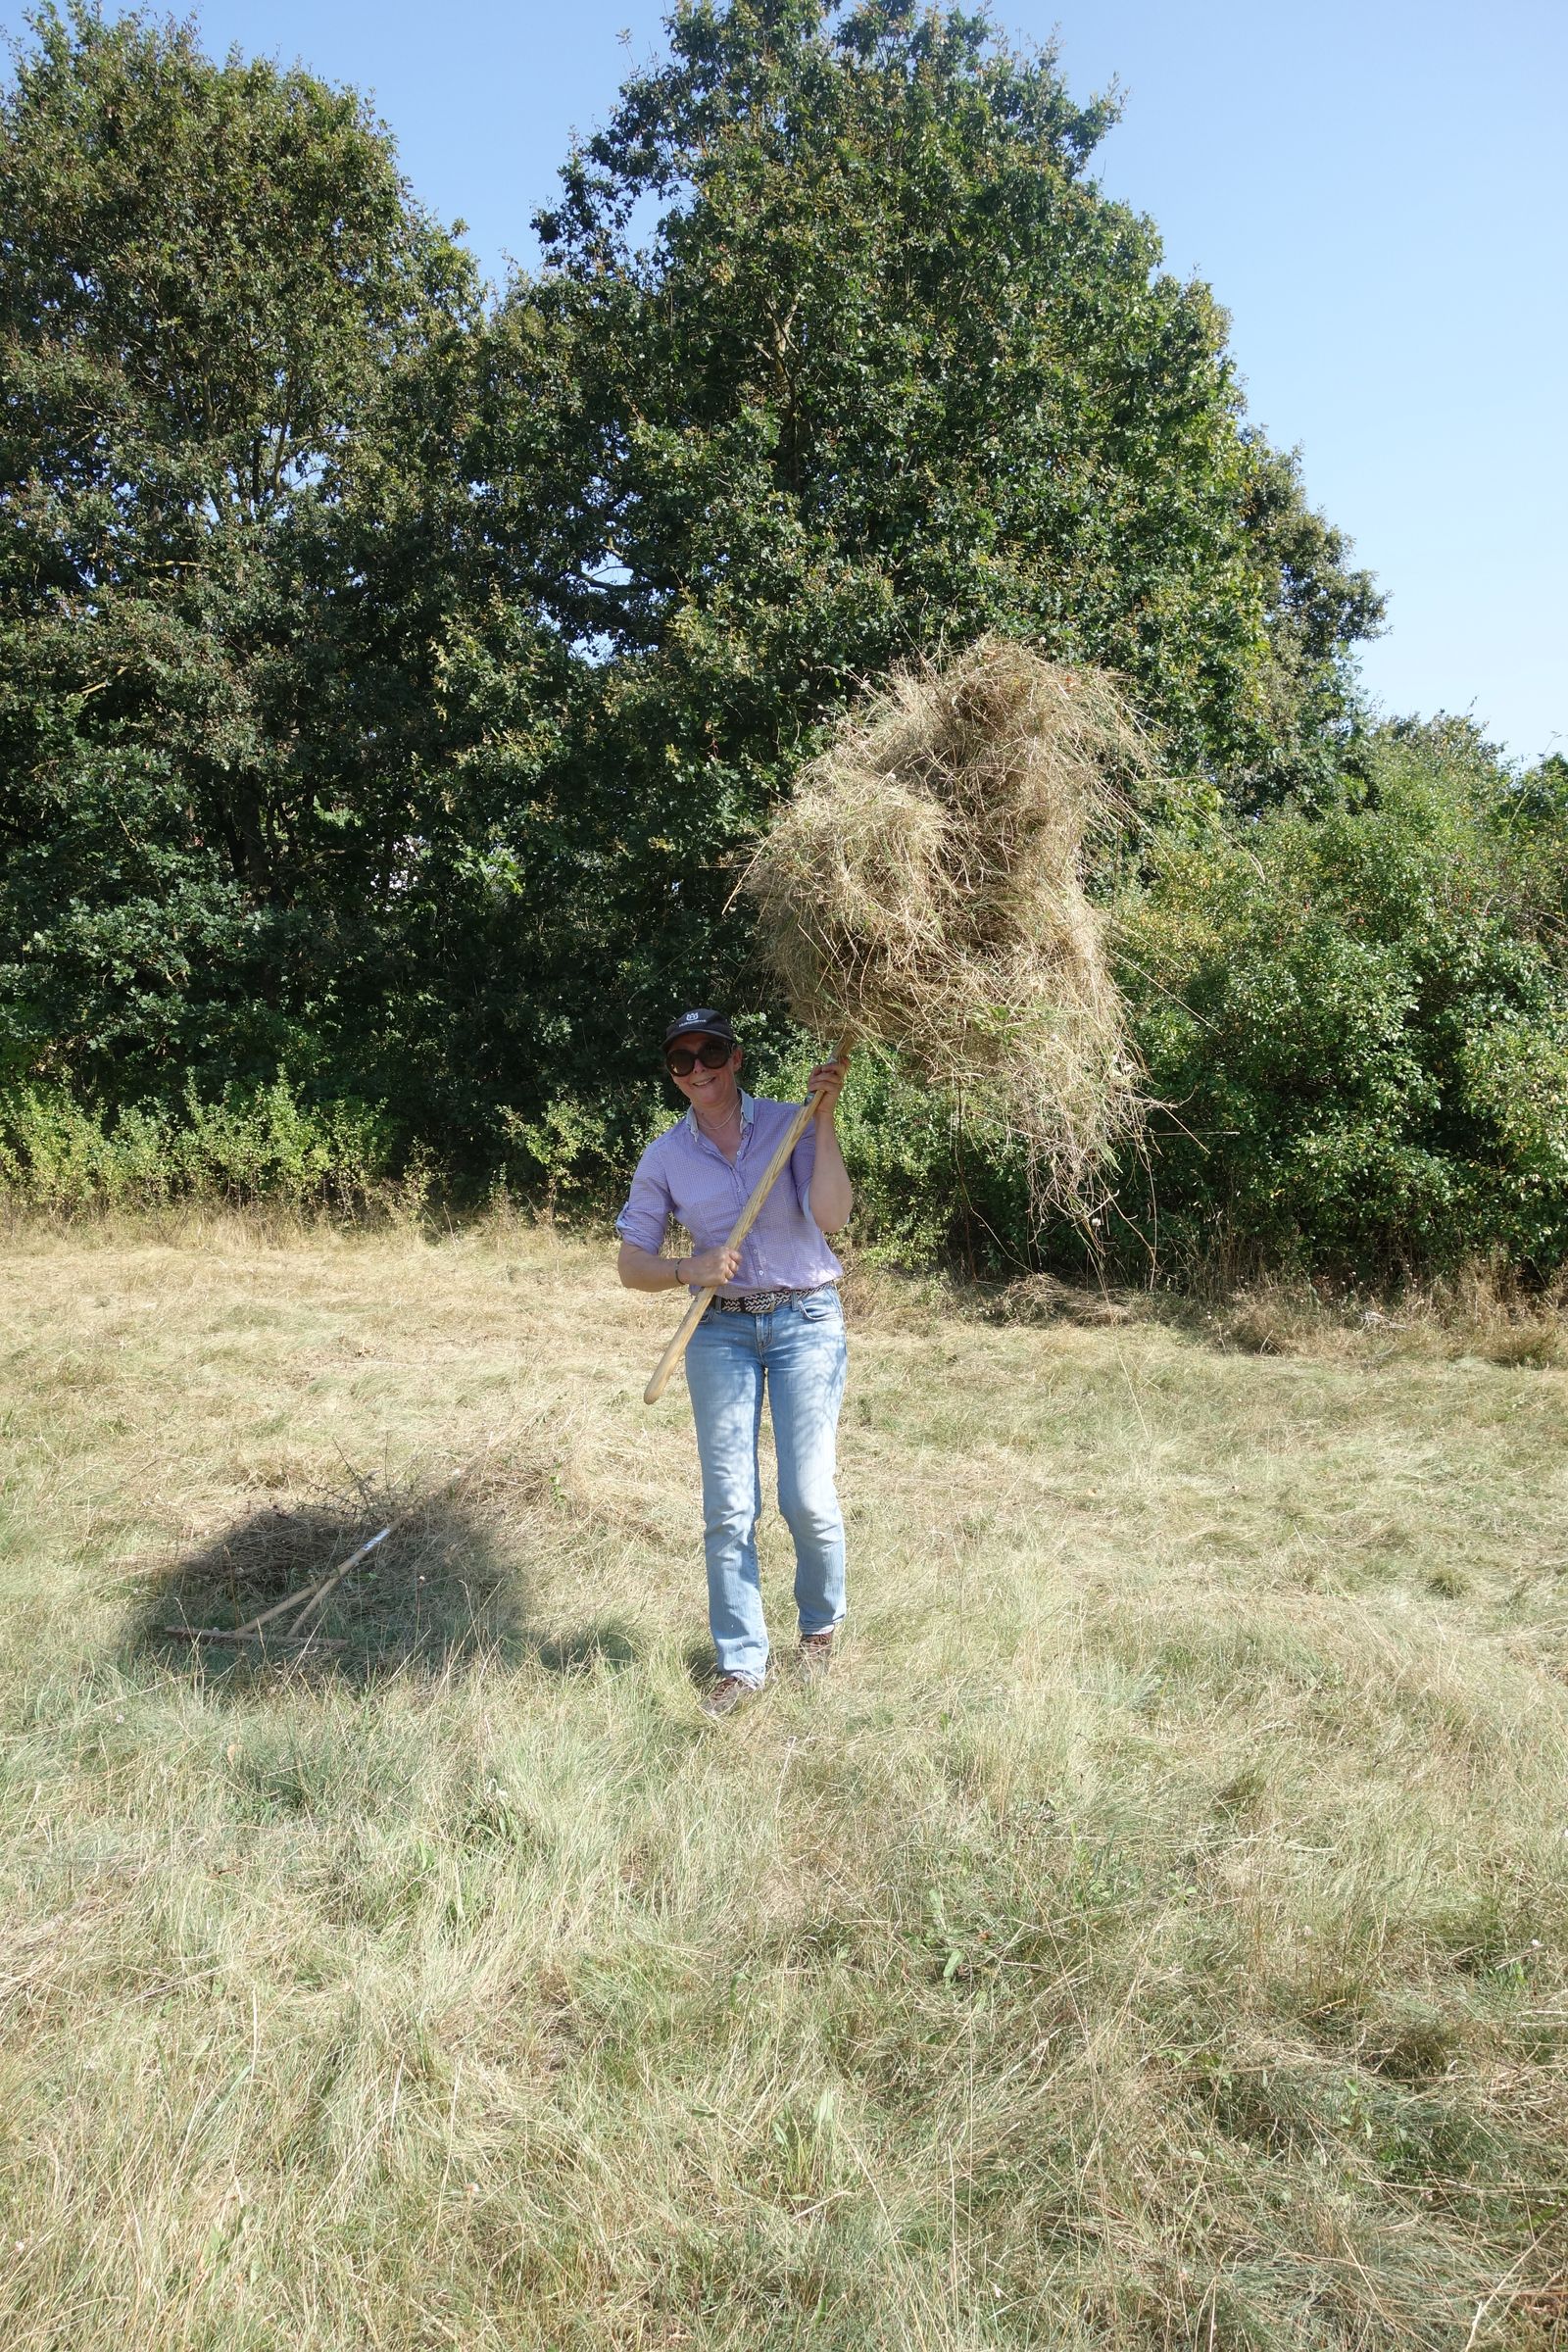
[662,1007,736,1050]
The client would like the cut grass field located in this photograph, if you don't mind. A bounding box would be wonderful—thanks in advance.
[1,1219,1566,2350]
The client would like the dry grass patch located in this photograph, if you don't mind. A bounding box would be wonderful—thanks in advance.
[1,1221,1566,2349]
[976,1262,1567,1372]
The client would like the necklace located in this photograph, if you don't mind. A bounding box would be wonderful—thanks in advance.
[698,1097,742,1140]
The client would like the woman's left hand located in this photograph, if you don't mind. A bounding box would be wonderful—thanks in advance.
[808,1052,851,1121]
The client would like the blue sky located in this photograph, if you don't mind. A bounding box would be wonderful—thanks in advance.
[11,1,1564,764]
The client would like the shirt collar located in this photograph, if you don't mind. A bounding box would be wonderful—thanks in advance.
[685,1088,755,1139]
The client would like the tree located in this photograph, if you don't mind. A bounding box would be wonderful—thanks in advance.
[0,2,504,1109]
[514,0,1379,769]
[449,0,1386,1142]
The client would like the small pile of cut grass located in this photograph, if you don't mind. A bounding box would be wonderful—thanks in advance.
[741,635,1152,1221]
[143,1421,564,1682]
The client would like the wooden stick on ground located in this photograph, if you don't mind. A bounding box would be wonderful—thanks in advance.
[167,1628,347,1650]
[279,1524,393,1634]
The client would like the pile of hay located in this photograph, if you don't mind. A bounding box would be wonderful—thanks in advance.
[739,635,1152,1221]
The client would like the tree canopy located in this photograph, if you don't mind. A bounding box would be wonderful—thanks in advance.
[521,0,1381,788]
[0,0,490,1104]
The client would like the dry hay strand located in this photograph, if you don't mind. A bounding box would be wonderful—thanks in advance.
[740,635,1152,1221]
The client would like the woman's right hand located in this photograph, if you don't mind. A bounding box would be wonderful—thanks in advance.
[681,1244,741,1289]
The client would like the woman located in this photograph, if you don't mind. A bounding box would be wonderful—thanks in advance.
[615,1009,853,1717]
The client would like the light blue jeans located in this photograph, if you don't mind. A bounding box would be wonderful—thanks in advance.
[683,1288,849,1683]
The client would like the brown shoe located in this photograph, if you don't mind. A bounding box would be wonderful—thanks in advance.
[701,1672,765,1721]
[797,1631,835,1684]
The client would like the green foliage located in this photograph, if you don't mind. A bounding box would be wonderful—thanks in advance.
[523,0,1380,796]
[1115,722,1568,1281]
[0,2,536,1143]
[499,1087,671,1221]
[0,742,298,1098]
[1,0,482,861]
[0,1078,392,1212]
[817,1045,1036,1269]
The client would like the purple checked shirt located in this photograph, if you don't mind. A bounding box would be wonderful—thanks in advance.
[614,1091,845,1297]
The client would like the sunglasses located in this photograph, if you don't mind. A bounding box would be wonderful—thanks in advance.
[665,1039,733,1077]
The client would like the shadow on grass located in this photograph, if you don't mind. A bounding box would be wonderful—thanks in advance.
[127,1460,644,1690]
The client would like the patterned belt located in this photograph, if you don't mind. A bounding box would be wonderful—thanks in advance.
[708,1285,823,1315]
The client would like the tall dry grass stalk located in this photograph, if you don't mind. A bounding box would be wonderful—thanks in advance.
[741,636,1152,1220]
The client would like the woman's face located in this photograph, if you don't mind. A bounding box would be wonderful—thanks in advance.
[668,1040,743,1116]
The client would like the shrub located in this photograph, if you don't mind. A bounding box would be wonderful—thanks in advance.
[1115,723,1568,1282]
[0,1080,392,1216]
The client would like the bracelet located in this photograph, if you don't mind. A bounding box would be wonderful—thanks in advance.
[674,1256,689,1287]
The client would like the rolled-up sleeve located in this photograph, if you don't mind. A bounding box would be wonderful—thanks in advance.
[614,1143,674,1253]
